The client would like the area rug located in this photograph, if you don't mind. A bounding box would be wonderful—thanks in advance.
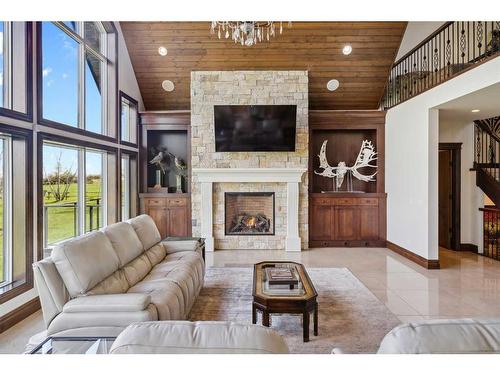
[188,267,401,354]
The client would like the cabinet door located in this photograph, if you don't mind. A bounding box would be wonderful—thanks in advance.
[359,206,379,240]
[310,204,333,240]
[334,206,359,240]
[168,206,188,237]
[146,206,168,238]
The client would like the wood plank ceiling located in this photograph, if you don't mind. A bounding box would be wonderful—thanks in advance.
[120,22,407,111]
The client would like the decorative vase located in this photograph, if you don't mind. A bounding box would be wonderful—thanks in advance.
[154,170,162,189]
[176,175,183,193]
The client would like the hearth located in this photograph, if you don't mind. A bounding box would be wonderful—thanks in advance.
[225,192,275,235]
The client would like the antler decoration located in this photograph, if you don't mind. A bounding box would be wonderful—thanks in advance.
[314,140,377,191]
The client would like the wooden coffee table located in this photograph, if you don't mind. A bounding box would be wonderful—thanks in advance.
[252,261,318,342]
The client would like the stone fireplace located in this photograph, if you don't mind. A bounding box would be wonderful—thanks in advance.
[225,192,275,236]
[190,70,309,251]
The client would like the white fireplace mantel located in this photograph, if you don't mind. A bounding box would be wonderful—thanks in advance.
[192,168,307,252]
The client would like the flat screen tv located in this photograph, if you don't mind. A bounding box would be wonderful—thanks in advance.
[214,105,297,152]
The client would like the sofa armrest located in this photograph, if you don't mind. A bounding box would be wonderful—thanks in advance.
[62,293,151,313]
[377,319,500,354]
[161,240,201,254]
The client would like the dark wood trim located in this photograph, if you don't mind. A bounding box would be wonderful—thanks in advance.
[0,124,34,304]
[0,22,34,122]
[387,241,440,269]
[0,298,40,334]
[439,143,461,251]
[35,22,119,144]
[460,243,479,253]
[38,131,118,153]
[118,90,139,148]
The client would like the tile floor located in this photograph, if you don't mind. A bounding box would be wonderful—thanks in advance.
[2,246,500,353]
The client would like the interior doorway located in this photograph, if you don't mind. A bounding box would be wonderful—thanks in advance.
[438,143,461,250]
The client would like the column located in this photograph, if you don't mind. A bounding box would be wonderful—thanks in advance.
[285,181,301,252]
[200,181,214,252]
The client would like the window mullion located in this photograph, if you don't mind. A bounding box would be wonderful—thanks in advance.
[102,153,108,227]
[78,148,85,236]
[78,40,85,131]
[3,22,13,110]
[1,137,12,286]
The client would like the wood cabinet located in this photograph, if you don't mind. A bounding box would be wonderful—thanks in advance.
[140,194,190,238]
[309,193,386,247]
[308,111,387,248]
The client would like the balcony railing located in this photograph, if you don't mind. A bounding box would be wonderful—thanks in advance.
[43,198,101,248]
[382,21,500,109]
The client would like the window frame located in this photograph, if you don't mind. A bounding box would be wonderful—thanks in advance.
[118,150,138,221]
[37,133,117,255]
[0,124,33,304]
[0,22,33,123]
[119,91,139,147]
[36,22,117,142]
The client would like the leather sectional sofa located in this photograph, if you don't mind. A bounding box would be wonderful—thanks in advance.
[33,214,205,337]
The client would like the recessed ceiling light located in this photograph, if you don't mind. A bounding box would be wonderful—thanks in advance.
[471,109,480,113]
[158,46,168,56]
[327,79,340,92]
[342,44,353,55]
[162,80,175,92]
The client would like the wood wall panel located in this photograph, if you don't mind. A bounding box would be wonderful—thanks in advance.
[120,22,407,111]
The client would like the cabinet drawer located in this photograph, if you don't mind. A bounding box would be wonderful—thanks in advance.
[312,197,333,205]
[166,197,187,207]
[358,198,378,206]
[144,198,166,207]
[331,198,356,205]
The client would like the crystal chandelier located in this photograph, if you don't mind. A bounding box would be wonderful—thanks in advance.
[210,21,291,46]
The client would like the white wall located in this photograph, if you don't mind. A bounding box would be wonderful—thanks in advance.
[395,22,444,61]
[386,56,500,260]
[115,22,145,111]
[439,118,484,252]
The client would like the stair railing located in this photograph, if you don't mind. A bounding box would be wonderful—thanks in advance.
[382,21,500,109]
[474,117,500,183]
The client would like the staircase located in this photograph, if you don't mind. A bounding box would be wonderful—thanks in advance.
[474,117,500,260]
[474,117,500,206]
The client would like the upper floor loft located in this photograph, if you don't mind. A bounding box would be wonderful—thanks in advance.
[382,21,500,109]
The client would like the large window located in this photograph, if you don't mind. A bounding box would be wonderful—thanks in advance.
[0,22,29,116]
[120,152,137,221]
[120,154,130,220]
[120,92,138,144]
[41,22,107,135]
[0,129,30,297]
[43,141,107,248]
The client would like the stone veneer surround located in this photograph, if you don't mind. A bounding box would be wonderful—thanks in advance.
[190,71,309,251]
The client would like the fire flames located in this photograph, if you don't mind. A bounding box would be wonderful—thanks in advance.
[244,216,257,227]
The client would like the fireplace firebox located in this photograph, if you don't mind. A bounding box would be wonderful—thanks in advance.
[225,192,275,235]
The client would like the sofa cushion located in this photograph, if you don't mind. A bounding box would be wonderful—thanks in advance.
[377,319,500,354]
[109,321,290,354]
[128,215,161,250]
[52,231,120,297]
[87,269,129,295]
[123,253,152,286]
[63,294,151,313]
[144,244,167,266]
[102,222,144,266]
[127,280,185,320]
